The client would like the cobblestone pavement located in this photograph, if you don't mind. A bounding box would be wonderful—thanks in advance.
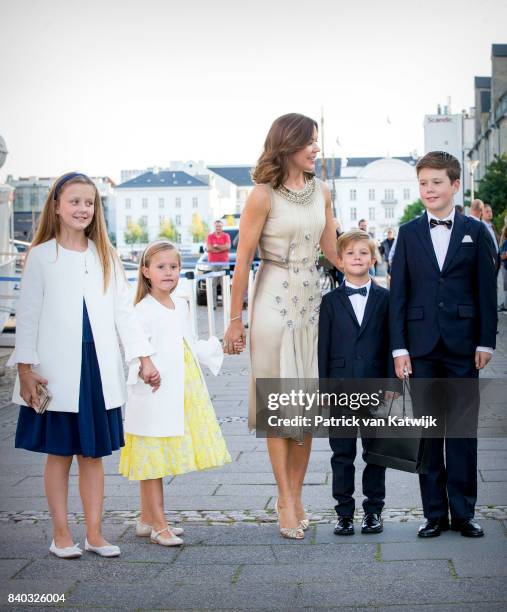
[0,307,506,610]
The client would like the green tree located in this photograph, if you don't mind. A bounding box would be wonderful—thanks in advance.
[124,219,148,247]
[108,232,116,246]
[399,199,425,224]
[159,218,180,242]
[190,212,209,242]
[475,154,507,231]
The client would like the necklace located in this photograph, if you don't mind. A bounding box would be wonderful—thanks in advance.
[275,177,316,206]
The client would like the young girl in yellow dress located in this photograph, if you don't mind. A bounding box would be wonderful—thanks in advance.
[119,240,231,546]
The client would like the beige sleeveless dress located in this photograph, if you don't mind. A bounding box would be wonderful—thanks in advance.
[248,179,326,439]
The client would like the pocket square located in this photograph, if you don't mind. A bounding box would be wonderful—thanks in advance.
[462,235,473,243]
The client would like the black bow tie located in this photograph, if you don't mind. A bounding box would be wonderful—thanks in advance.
[430,218,453,229]
[345,286,367,297]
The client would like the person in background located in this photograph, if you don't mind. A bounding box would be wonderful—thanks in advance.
[380,228,396,276]
[455,204,465,215]
[206,220,231,308]
[499,218,507,313]
[332,217,344,286]
[469,199,483,221]
[482,204,500,269]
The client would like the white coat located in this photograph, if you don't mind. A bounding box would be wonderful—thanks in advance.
[7,239,154,412]
[124,294,223,438]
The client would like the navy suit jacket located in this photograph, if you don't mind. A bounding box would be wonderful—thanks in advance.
[318,281,392,379]
[389,211,497,358]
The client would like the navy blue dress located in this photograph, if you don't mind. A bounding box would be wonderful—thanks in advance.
[15,301,124,458]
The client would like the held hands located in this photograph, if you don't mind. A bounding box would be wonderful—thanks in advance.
[139,357,161,392]
[475,350,492,370]
[223,319,246,355]
[18,366,48,410]
[394,355,412,380]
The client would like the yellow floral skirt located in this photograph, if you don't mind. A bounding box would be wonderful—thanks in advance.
[119,340,232,480]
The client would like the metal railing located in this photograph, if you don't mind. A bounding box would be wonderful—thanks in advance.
[1,262,258,342]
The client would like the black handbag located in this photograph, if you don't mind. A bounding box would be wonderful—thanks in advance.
[363,378,430,474]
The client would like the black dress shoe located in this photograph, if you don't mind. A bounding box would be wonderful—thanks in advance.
[334,516,354,536]
[361,513,383,534]
[417,517,450,538]
[451,519,484,537]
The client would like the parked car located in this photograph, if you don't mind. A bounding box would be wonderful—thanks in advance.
[194,227,260,305]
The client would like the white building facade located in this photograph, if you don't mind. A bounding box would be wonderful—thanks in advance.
[331,157,419,237]
[115,170,212,255]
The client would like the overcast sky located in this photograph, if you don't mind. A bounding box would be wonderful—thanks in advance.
[1,0,506,182]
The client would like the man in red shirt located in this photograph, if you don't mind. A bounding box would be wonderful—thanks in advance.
[206,220,231,308]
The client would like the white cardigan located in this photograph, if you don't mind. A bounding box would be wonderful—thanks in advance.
[124,294,223,437]
[7,239,154,412]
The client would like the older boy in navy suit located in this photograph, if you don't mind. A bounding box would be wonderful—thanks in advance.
[319,231,390,536]
[390,151,497,538]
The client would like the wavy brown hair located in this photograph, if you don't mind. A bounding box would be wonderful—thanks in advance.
[251,113,318,189]
[135,240,182,305]
[31,173,116,292]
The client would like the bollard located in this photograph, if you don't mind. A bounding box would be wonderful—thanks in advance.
[205,276,216,338]
[185,271,198,338]
[222,269,231,330]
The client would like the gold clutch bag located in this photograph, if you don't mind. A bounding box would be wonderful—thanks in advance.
[34,383,52,415]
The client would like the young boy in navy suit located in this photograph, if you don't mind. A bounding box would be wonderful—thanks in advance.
[318,231,390,536]
[390,151,497,538]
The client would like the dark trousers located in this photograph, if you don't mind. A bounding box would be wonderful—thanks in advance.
[411,340,478,521]
[330,435,386,517]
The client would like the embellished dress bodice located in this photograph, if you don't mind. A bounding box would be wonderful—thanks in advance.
[248,178,327,435]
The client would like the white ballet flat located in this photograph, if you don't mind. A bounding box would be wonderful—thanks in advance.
[136,520,183,537]
[84,538,121,557]
[150,527,184,547]
[49,540,82,559]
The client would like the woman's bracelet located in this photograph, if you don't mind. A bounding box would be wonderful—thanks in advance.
[230,315,242,322]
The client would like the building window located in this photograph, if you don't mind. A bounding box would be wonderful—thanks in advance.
[385,189,394,201]
[175,215,181,226]
[159,215,166,225]
[368,189,375,201]
[192,197,198,208]
[369,207,375,221]
[385,207,394,219]
[158,198,165,208]
[350,189,357,201]
[140,215,148,227]
[142,198,148,209]
[125,198,131,210]
[175,197,182,208]
[126,215,132,226]
[403,188,410,200]
[350,207,357,221]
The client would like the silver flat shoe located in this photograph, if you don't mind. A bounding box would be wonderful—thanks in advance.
[150,527,183,547]
[49,540,82,559]
[85,538,121,557]
[136,520,183,537]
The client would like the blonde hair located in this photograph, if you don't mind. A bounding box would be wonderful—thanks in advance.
[135,240,182,305]
[31,172,116,292]
[337,230,377,258]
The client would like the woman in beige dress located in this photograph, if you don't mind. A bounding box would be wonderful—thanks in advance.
[223,113,340,539]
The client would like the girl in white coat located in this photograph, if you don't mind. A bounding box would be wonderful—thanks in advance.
[119,240,231,546]
[8,172,160,559]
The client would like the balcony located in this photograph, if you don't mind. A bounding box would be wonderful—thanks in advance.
[381,198,398,205]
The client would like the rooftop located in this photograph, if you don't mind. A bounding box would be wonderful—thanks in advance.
[116,170,208,189]
[492,44,507,57]
[208,166,254,186]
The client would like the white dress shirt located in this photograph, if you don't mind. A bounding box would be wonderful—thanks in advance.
[345,279,371,326]
[392,209,493,358]
[483,220,499,252]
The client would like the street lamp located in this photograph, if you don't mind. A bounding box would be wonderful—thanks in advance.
[468,159,480,202]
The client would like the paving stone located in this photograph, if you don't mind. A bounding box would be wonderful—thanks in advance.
[0,559,29,580]
[297,576,507,607]
[174,545,276,565]
[236,559,451,584]
[272,542,377,564]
